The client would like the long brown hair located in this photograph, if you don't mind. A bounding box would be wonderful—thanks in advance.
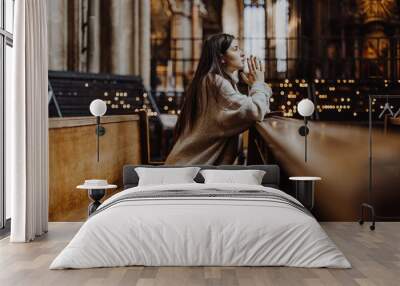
[173,33,236,141]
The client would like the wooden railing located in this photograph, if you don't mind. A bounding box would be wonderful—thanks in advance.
[248,116,400,221]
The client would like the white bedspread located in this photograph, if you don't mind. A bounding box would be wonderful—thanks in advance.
[50,183,351,269]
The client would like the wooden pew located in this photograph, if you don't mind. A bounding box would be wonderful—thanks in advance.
[248,116,400,221]
[49,115,141,221]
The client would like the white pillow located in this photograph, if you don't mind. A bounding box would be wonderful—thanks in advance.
[200,169,266,185]
[135,167,201,186]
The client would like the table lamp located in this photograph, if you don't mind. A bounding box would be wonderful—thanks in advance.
[89,99,107,162]
[297,98,315,162]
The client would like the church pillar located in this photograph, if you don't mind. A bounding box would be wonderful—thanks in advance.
[110,0,135,75]
[222,0,240,38]
[191,0,204,73]
[47,0,68,70]
[170,0,192,91]
[87,0,100,73]
[140,0,151,89]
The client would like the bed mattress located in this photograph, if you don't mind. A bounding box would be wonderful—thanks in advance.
[50,183,350,269]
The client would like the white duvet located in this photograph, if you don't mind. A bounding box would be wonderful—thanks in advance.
[50,183,351,269]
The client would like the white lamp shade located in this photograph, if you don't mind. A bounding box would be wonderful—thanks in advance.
[89,99,107,117]
[297,99,315,117]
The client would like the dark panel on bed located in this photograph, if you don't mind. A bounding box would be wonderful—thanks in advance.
[123,165,280,189]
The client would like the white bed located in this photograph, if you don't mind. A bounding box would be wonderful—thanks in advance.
[50,183,351,269]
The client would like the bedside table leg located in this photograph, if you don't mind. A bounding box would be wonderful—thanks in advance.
[88,189,105,216]
[295,181,315,210]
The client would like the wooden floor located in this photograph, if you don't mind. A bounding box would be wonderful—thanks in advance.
[0,222,399,286]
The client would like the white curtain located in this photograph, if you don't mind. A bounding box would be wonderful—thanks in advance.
[7,0,49,242]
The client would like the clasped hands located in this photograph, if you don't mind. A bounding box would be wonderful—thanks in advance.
[240,55,265,86]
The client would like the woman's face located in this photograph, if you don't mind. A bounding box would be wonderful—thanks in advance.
[222,39,245,73]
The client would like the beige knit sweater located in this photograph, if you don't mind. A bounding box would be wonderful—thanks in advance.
[165,74,272,165]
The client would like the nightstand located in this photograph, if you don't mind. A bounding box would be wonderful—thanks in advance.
[77,180,117,216]
[289,176,321,210]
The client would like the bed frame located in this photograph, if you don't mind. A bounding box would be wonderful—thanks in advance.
[123,165,280,189]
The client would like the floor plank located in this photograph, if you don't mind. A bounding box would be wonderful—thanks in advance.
[0,222,399,286]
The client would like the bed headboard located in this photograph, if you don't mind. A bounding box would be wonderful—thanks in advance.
[123,165,280,189]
